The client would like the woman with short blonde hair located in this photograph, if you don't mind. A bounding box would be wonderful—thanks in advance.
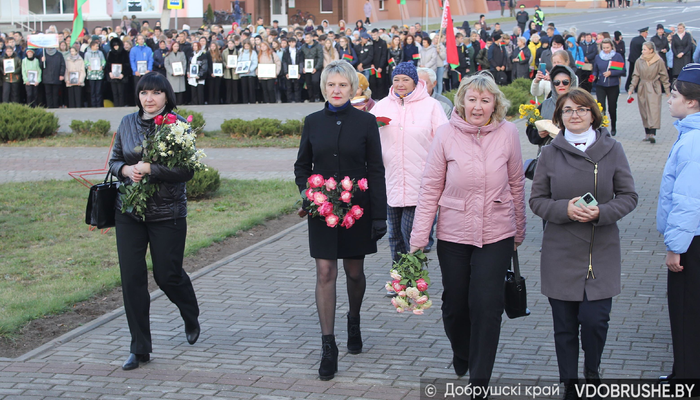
[410,72,526,388]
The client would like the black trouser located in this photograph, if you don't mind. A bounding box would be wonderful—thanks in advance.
[595,84,619,131]
[225,78,239,104]
[2,81,21,103]
[114,212,199,355]
[44,83,61,108]
[133,75,142,92]
[111,81,126,107]
[260,78,276,103]
[549,294,612,384]
[25,84,38,107]
[370,73,386,99]
[437,237,513,387]
[241,76,256,103]
[190,84,205,105]
[669,236,700,380]
[577,69,593,93]
[365,17,370,24]
[208,76,222,104]
[175,92,185,105]
[625,60,636,92]
[89,79,103,107]
[67,86,82,108]
[518,24,526,35]
[286,78,302,102]
[304,70,321,101]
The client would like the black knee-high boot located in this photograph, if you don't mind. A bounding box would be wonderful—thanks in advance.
[319,334,338,380]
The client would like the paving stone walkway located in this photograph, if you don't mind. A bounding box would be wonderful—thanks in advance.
[0,99,679,399]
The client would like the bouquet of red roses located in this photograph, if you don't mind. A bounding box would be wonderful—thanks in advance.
[304,174,368,228]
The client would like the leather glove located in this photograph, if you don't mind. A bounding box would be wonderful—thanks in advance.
[371,220,387,241]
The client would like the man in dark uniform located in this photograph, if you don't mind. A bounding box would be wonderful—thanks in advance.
[516,5,529,35]
[626,27,648,92]
[370,28,388,99]
[650,24,670,70]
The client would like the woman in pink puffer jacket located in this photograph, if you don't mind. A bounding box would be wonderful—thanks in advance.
[370,61,448,261]
[409,72,526,389]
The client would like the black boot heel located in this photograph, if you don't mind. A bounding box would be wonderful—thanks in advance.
[347,316,362,354]
[319,334,338,380]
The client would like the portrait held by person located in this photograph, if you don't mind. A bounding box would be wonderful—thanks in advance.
[529,88,638,400]
[657,64,700,396]
[293,60,387,381]
[108,72,201,371]
[409,72,526,393]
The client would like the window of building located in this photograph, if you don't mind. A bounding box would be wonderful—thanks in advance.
[28,0,73,14]
[320,0,333,13]
[379,0,385,10]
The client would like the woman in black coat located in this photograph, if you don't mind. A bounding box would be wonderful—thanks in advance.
[106,37,133,107]
[294,60,387,381]
[108,73,200,371]
[671,23,693,80]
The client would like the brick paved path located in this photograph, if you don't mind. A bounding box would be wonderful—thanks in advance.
[0,100,678,399]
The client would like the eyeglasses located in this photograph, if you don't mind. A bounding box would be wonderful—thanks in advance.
[562,108,590,117]
[553,79,570,86]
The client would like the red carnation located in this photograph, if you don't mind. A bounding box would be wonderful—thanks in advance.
[588,75,596,83]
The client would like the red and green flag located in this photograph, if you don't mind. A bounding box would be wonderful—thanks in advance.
[412,53,421,61]
[343,53,354,62]
[608,61,624,70]
[388,57,396,66]
[517,50,526,62]
[575,60,585,68]
[376,117,392,127]
[396,0,406,4]
[440,0,460,69]
[70,0,88,46]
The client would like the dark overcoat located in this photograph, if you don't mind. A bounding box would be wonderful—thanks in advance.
[671,32,694,77]
[529,128,638,302]
[294,103,387,259]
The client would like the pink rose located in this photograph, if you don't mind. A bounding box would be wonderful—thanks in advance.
[340,213,355,229]
[318,202,333,217]
[340,191,352,203]
[405,287,420,299]
[341,176,353,191]
[154,115,164,125]
[416,295,428,305]
[385,282,393,291]
[324,177,337,191]
[350,205,364,220]
[308,174,325,188]
[166,113,178,124]
[391,297,398,308]
[314,192,328,206]
[305,188,316,200]
[187,115,194,123]
[392,280,406,293]
[398,291,406,297]
[416,279,428,292]
[325,214,339,228]
[396,307,405,313]
[412,309,424,315]
[358,178,369,191]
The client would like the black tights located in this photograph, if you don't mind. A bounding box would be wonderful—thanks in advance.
[595,84,619,131]
[315,258,365,335]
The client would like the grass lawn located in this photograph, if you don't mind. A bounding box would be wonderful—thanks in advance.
[0,132,301,149]
[0,178,300,336]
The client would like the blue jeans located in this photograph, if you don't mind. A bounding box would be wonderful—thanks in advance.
[361,69,371,80]
[435,66,444,95]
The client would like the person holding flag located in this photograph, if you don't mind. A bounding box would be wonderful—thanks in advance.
[512,37,531,79]
[402,35,419,66]
[438,0,462,90]
[337,36,357,68]
[592,38,626,136]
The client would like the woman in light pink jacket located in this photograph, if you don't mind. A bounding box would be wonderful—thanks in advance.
[370,61,448,261]
[410,72,526,389]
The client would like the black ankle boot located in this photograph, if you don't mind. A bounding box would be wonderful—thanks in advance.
[347,316,362,354]
[649,129,656,143]
[563,383,582,400]
[319,334,338,381]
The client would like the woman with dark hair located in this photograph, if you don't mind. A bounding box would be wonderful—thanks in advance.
[402,35,419,66]
[657,64,700,394]
[355,19,366,34]
[238,39,258,104]
[164,41,187,105]
[107,36,132,107]
[530,88,637,399]
[187,41,209,105]
[592,38,626,135]
[613,31,625,59]
[222,39,240,104]
[108,72,201,371]
[208,41,223,104]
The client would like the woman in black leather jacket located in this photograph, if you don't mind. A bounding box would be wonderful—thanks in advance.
[108,72,200,371]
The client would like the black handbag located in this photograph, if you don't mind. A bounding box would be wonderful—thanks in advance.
[523,158,537,180]
[85,171,118,229]
[504,250,531,319]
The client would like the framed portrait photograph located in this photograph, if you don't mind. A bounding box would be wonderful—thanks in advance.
[212,62,224,77]
[288,65,300,79]
[3,59,15,74]
[258,64,276,79]
[226,54,237,69]
[111,63,122,78]
[304,59,314,74]
[27,70,38,85]
[172,61,184,76]
[190,64,199,77]
[90,58,101,71]
[69,72,79,85]
[235,60,251,75]
[137,60,148,74]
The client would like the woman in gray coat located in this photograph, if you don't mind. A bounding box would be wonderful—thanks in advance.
[164,42,187,104]
[530,88,638,399]
[418,37,438,73]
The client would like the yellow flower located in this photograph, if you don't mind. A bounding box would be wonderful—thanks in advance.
[529,118,535,124]
[534,110,540,117]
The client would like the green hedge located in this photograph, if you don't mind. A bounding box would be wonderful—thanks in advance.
[173,108,206,132]
[69,119,111,136]
[188,167,221,199]
[0,104,59,142]
[221,118,304,138]
[443,77,533,117]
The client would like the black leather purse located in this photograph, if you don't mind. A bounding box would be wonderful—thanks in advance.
[504,250,531,319]
[523,158,537,180]
[85,172,118,229]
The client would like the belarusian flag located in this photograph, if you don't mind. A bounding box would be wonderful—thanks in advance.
[608,61,624,70]
[440,0,460,69]
[388,57,396,65]
[396,0,406,3]
[70,0,88,46]
[575,60,585,68]
[517,50,526,62]
[343,53,353,62]
[371,66,376,75]
[412,53,421,60]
